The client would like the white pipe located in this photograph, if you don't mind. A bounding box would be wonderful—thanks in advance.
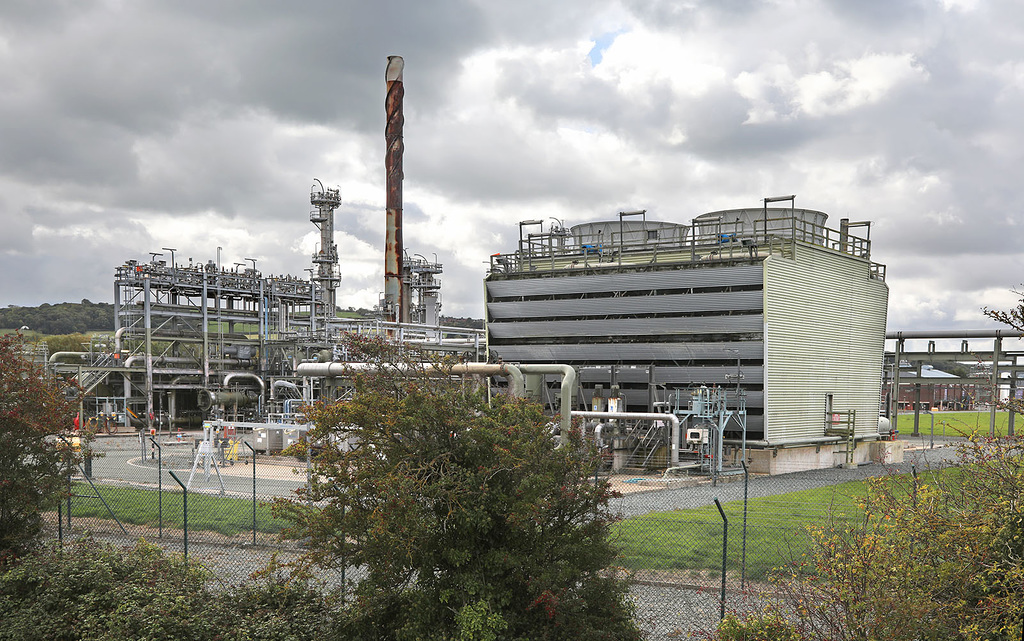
[223,372,267,396]
[122,355,237,368]
[572,410,681,466]
[295,361,526,398]
[518,364,577,444]
[114,327,127,353]
[271,379,300,401]
[48,351,89,364]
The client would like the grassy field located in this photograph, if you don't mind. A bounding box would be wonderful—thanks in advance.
[897,409,1018,437]
[63,482,290,537]
[610,468,956,581]
[611,479,867,580]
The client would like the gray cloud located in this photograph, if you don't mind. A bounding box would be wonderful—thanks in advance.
[0,0,1021,331]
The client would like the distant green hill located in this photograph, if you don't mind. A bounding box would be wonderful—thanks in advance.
[1,300,114,335]
[2,300,482,336]
[441,316,484,330]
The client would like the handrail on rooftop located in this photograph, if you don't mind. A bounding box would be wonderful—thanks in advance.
[489,214,878,277]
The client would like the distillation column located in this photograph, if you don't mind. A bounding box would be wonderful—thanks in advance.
[310,179,341,324]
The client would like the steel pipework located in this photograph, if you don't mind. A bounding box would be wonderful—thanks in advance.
[223,372,266,396]
[571,410,681,466]
[517,364,577,443]
[294,361,526,399]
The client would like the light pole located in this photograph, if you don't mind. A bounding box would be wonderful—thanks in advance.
[161,247,177,271]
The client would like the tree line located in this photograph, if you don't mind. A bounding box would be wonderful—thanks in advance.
[0,300,482,335]
[1,300,113,335]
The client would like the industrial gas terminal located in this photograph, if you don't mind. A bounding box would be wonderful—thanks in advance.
[46,56,1023,481]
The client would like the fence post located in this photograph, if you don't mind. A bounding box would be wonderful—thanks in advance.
[66,462,72,532]
[741,461,749,592]
[244,441,256,545]
[150,436,162,538]
[714,497,728,622]
[911,464,918,509]
[167,470,188,561]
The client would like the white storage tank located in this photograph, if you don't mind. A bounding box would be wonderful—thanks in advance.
[693,208,828,243]
[569,220,688,250]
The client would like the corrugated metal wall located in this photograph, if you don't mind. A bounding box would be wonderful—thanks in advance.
[762,245,888,443]
[485,263,767,432]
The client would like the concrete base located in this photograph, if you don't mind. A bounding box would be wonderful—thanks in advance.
[745,439,905,475]
[746,443,837,475]
[869,440,905,465]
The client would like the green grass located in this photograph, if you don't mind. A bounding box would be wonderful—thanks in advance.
[611,468,956,581]
[611,479,868,580]
[896,410,1018,438]
[63,482,290,537]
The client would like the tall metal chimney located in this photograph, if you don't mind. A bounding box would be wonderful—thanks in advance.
[384,55,405,323]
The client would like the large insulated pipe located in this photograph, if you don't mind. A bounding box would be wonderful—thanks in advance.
[384,55,405,324]
[197,389,259,412]
[296,361,526,398]
[223,372,266,397]
[572,410,681,466]
[48,351,89,363]
[517,364,577,444]
[113,327,127,354]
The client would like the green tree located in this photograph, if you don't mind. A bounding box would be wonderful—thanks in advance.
[42,333,91,356]
[0,334,80,560]
[277,336,639,641]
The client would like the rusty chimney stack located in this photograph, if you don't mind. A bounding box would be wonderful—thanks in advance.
[384,55,405,323]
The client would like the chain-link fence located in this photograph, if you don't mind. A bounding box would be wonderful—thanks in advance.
[45,429,319,586]
[43,430,964,639]
[607,437,964,639]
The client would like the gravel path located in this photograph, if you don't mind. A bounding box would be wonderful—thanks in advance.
[611,438,964,518]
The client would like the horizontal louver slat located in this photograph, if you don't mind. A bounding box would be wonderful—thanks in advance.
[488,291,763,320]
[488,314,763,339]
[486,264,763,298]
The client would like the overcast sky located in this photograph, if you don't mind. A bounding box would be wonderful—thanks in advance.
[1,0,1022,333]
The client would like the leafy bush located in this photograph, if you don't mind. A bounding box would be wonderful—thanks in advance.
[0,539,336,640]
[721,437,1024,641]
[276,335,640,640]
[716,613,801,641]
